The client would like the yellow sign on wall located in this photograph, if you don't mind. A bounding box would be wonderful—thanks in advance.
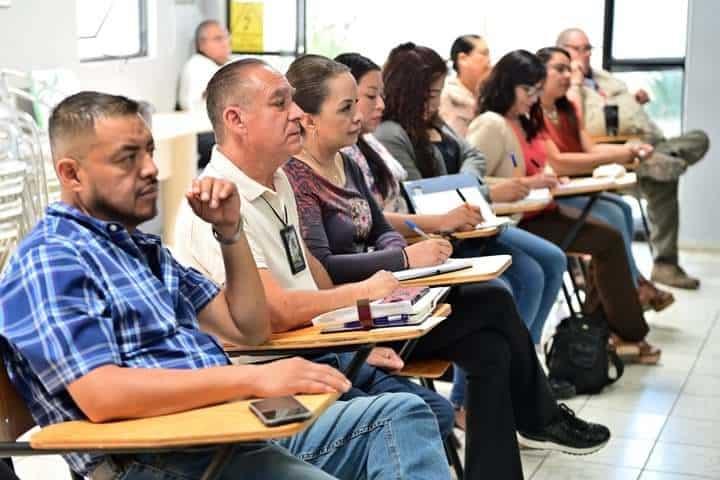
[230,1,264,52]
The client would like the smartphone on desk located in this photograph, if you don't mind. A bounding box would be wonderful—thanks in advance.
[249,396,313,427]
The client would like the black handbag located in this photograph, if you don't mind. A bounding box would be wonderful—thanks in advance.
[545,311,624,394]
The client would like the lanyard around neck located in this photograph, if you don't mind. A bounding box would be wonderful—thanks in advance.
[260,196,289,227]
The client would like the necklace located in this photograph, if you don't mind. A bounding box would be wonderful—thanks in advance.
[542,105,559,123]
[302,149,344,186]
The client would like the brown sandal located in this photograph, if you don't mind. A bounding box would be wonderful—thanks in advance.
[638,277,675,312]
[649,289,675,312]
[636,341,662,365]
[609,333,641,357]
[610,334,662,365]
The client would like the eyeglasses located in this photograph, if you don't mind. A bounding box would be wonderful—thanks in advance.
[564,44,593,54]
[549,63,572,74]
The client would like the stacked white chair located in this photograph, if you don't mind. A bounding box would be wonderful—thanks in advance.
[0,71,51,273]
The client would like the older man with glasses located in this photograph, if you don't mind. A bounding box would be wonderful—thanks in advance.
[556,27,710,290]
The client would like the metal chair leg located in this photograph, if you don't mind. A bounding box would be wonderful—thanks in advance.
[200,445,234,480]
[444,435,464,480]
[567,257,585,309]
[635,193,654,257]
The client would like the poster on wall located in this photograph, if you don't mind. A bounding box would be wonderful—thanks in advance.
[229,0,264,53]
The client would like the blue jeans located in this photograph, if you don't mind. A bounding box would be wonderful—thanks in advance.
[112,394,450,479]
[315,352,454,438]
[558,193,640,286]
[450,226,566,407]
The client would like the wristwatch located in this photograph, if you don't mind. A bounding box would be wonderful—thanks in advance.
[212,219,244,245]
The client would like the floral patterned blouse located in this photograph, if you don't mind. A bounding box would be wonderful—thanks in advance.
[283,154,407,284]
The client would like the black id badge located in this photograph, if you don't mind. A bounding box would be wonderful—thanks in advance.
[280,225,307,275]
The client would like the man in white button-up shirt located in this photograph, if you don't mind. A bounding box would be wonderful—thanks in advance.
[177,20,232,168]
[178,20,231,112]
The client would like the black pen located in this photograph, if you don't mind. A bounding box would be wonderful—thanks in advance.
[455,188,467,203]
[531,159,541,169]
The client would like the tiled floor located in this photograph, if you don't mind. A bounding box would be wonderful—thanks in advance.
[437,245,720,479]
[518,246,720,479]
[11,245,720,479]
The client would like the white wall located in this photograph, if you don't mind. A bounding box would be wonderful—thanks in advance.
[0,0,223,112]
[680,0,720,249]
[0,1,77,71]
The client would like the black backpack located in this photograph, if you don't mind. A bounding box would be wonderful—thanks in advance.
[545,311,624,394]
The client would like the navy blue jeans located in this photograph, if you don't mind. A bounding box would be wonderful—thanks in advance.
[314,352,454,438]
[107,394,450,479]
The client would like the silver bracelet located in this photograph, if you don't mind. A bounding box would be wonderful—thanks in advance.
[212,220,244,245]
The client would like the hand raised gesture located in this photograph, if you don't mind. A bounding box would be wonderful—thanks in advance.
[186,177,242,238]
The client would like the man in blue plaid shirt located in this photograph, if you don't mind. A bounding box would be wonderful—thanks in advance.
[0,91,449,479]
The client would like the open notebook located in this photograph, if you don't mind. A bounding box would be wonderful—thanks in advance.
[410,186,514,228]
[488,187,553,214]
[312,286,450,333]
[392,258,474,281]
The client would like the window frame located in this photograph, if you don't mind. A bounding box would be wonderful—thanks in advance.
[601,0,687,133]
[602,0,686,72]
[226,0,306,57]
[78,0,149,63]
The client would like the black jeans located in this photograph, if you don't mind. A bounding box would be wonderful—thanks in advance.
[408,279,559,479]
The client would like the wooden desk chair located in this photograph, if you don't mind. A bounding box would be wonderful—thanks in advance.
[0,360,335,480]
[404,224,502,245]
[226,306,458,477]
[398,255,511,288]
[590,134,639,144]
[397,359,451,380]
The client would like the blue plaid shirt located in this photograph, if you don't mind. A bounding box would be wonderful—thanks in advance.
[0,203,229,476]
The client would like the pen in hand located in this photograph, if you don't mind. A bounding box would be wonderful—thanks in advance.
[455,188,467,203]
[404,220,432,240]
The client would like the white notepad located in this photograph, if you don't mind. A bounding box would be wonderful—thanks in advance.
[411,187,512,229]
[392,258,474,281]
[489,188,552,213]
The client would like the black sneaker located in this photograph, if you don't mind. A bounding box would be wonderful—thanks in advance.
[517,404,610,455]
[549,378,576,400]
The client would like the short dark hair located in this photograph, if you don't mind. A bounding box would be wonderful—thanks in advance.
[536,46,580,134]
[205,57,269,142]
[49,91,140,161]
[479,50,546,140]
[195,19,221,54]
[334,52,380,84]
[450,34,482,72]
[383,42,448,178]
[286,54,350,115]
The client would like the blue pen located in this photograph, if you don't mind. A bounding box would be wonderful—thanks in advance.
[510,152,518,167]
[404,220,432,240]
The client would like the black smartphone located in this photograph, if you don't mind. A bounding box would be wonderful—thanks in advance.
[249,396,313,427]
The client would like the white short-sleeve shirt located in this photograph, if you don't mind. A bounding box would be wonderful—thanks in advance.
[177,53,221,113]
[173,148,318,292]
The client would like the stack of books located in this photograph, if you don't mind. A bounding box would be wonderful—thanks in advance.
[313,286,450,333]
